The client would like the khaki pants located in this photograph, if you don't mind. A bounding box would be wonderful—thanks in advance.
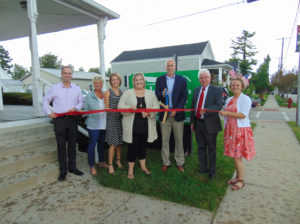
[160,117,184,166]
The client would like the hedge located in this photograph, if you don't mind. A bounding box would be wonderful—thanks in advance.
[3,92,33,105]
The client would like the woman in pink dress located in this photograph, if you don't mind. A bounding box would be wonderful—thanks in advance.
[219,78,255,190]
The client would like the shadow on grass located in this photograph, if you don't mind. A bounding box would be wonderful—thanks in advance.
[95,129,235,212]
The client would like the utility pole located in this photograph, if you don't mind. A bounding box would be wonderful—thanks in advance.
[276,37,290,71]
[296,25,300,126]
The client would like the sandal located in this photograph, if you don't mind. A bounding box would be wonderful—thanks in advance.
[232,179,244,190]
[90,167,97,177]
[115,159,124,169]
[107,164,115,175]
[97,162,108,168]
[142,169,151,176]
[127,173,134,179]
[227,175,238,185]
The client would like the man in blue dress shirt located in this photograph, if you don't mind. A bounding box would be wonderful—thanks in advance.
[155,59,187,172]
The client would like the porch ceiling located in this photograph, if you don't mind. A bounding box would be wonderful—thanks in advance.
[0,0,120,41]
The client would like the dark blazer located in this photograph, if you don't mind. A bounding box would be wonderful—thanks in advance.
[155,74,188,122]
[190,85,222,134]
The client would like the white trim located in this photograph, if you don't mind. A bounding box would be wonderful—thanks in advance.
[0,117,51,129]
[112,57,170,65]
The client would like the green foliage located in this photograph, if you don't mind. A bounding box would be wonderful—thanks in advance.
[0,45,13,73]
[271,71,297,96]
[12,63,30,80]
[39,53,62,69]
[78,67,85,71]
[230,30,258,76]
[96,127,235,212]
[287,122,300,143]
[88,67,100,74]
[3,92,32,105]
[88,67,112,77]
[274,94,297,107]
[252,55,271,94]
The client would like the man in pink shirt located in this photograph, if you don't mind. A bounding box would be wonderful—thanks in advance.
[43,65,84,181]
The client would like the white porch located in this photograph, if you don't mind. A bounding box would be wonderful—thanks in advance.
[0,0,119,116]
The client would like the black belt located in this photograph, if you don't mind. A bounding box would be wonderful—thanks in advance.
[59,115,75,119]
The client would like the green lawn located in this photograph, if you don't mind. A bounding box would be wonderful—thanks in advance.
[95,123,256,212]
[287,122,300,143]
[275,95,297,107]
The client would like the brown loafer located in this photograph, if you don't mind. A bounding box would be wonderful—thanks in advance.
[161,165,169,172]
[177,166,184,172]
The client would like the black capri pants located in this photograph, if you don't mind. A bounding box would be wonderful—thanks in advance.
[127,132,147,162]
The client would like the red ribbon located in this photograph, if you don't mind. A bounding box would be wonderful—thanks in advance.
[56,108,220,117]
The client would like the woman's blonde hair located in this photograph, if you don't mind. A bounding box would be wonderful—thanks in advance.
[109,72,122,86]
[230,77,246,90]
[93,76,103,83]
[133,72,146,88]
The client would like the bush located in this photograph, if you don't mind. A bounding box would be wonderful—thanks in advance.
[275,94,297,107]
[3,92,32,105]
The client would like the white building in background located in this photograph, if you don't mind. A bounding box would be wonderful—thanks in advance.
[111,41,234,89]
[0,66,25,93]
[21,68,110,96]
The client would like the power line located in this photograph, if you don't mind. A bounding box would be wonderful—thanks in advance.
[146,0,245,26]
[284,0,300,63]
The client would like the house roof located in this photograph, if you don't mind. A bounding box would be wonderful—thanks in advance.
[201,59,233,69]
[1,79,23,85]
[111,41,209,63]
[0,0,120,41]
[42,68,100,80]
[0,67,12,80]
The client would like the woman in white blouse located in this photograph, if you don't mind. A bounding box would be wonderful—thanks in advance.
[219,77,256,190]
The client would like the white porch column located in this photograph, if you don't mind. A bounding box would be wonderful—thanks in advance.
[0,79,3,111]
[218,68,222,85]
[97,17,107,87]
[27,0,43,116]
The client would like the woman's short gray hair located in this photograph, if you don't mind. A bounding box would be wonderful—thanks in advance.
[93,76,103,83]
[198,69,211,78]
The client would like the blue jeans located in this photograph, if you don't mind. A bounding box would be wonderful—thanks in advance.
[87,129,106,167]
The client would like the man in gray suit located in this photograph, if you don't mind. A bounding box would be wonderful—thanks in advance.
[190,69,222,179]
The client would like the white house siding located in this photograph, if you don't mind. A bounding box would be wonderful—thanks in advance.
[177,56,200,71]
[41,71,60,84]
[202,43,215,61]
[112,58,169,89]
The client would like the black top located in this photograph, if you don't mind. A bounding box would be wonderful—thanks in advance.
[133,97,148,135]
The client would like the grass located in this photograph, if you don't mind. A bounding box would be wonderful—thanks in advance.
[95,122,256,212]
[275,94,297,107]
[287,122,300,143]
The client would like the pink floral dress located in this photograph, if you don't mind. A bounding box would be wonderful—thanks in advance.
[224,98,256,161]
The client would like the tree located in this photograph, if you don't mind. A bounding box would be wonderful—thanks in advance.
[0,45,13,73]
[271,70,297,97]
[78,67,85,71]
[252,55,271,94]
[106,67,111,77]
[39,53,62,69]
[12,64,30,80]
[88,67,100,74]
[230,30,258,76]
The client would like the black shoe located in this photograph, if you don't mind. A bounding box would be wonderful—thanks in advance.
[58,173,66,181]
[69,168,84,176]
[197,169,207,174]
[208,173,215,179]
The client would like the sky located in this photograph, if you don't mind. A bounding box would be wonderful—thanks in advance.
[1,0,299,76]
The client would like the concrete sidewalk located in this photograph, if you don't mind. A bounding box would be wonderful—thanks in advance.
[213,95,300,224]
[1,96,300,223]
